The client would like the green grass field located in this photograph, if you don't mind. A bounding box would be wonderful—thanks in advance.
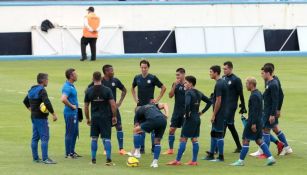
[0,57,307,175]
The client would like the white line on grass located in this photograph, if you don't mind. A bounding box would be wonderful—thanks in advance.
[17,91,26,94]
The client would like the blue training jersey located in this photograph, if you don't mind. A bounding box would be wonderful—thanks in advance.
[62,81,78,114]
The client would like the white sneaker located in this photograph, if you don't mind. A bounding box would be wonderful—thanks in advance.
[280,146,293,156]
[249,148,263,157]
[127,150,141,159]
[150,159,158,168]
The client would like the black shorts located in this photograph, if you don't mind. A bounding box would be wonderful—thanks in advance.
[225,108,237,124]
[181,117,200,138]
[242,125,262,141]
[211,130,224,138]
[212,113,225,132]
[140,117,167,139]
[170,112,185,128]
[90,117,112,139]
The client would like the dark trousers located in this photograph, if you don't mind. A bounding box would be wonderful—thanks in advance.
[81,37,97,60]
[223,123,242,150]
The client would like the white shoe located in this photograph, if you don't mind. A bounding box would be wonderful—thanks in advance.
[280,146,293,156]
[249,148,263,157]
[127,150,141,159]
[150,159,158,168]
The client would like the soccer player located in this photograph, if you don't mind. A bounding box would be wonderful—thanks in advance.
[203,65,228,162]
[131,104,167,168]
[131,59,166,153]
[167,76,211,166]
[250,63,291,157]
[163,68,186,155]
[222,61,246,153]
[61,68,81,159]
[230,77,276,166]
[88,64,127,155]
[84,71,117,165]
[23,73,58,164]
[261,65,291,156]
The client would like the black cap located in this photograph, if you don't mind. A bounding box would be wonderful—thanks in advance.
[87,6,94,12]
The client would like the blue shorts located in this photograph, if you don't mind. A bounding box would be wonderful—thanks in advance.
[242,125,263,141]
[212,114,225,132]
[263,115,279,129]
[141,117,167,139]
[181,117,200,138]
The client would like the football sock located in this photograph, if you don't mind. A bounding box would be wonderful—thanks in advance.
[192,141,199,162]
[176,141,186,161]
[169,134,175,149]
[91,139,98,159]
[277,131,289,147]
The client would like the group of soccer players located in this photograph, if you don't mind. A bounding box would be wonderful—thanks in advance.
[23,59,292,168]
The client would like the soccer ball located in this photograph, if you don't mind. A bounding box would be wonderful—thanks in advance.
[127,157,139,167]
[40,102,49,113]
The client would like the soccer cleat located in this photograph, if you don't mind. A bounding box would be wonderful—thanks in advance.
[105,159,115,166]
[249,149,263,157]
[33,158,42,163]
[258,154,268,159]
[66,153,78,159]
[184,161,198,166]
[127,151,141,159]
[230,160,244,166]
[233,148,242,153]
[277,142,284,155]
[166,160,182,166]
[266,157,276,166]
[162,149,174,155]
[210,155,224,162]
[119,149,127,155]
[42,158,57,164]
[73,152,82,158]
[150,159,159,168]
[91,159,96,165]
[202,153,214,161]
[279,146,293,156]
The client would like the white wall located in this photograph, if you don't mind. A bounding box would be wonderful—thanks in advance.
[0,4,307,32]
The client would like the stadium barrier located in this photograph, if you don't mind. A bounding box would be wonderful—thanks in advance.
[1,1,307,58]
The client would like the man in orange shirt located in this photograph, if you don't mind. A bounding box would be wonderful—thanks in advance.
[81,7,101,61]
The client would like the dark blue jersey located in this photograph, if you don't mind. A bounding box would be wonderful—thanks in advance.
[274,76,284,110]
[247,89,263,128]
[222,74,243,109]
[212,78,229,117]
[263,79,279,117]
[132,74,163,106]
[185,89,212,118]
[88,77,125,102]
[173,83,185,113]
[84,85,114,118]
[264,76,284,110]
[134,104,165,123]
